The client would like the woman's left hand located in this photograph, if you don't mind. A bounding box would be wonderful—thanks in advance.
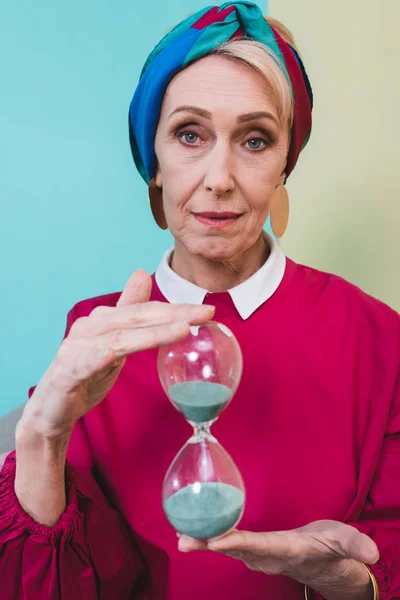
[178,520,379,589]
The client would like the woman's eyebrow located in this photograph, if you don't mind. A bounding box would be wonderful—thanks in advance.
[168,106,278,126]
[237,111,279,125]
[168,105,211,119]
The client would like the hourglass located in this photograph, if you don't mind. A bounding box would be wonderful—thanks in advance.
[158,321,245,541]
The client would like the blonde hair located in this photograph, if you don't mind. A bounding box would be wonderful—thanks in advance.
[211,17,298,127]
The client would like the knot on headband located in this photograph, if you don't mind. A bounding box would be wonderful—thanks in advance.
[129,1,313,183]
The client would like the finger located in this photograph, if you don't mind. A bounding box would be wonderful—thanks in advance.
[89,302,215,333]
[117,270,152,307]
[178,536,208,553]
[104,320,192,359]
[338,527,380,564]
[207,530,277,554]
[178,528,241,553]
[57,321,192,384]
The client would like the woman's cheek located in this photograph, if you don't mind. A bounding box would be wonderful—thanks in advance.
[251,191,275,222]
[165,200,188,232]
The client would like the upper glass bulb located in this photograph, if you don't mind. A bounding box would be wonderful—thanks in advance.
[158,321,243,424]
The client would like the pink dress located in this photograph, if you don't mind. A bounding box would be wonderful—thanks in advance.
[1,258,399,599]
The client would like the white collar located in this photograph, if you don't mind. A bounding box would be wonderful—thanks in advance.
[155,231,286,320]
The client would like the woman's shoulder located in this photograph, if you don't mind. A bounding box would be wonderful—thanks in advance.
[286,257,400,333]
[62,291,123,337]
[67,291,123,319]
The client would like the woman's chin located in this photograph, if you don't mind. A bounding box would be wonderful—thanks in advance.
[186,238,239,262]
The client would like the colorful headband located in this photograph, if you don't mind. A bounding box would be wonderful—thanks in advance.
[129,1,313,184]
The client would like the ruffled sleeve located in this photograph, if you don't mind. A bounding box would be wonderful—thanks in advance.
[347,429,400,597]
[0,299,146,599]
[0,443,145,599]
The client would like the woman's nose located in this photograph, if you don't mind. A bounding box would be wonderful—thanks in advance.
[203,144,235,195]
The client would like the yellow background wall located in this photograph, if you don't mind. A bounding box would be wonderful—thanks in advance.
[270,0,400,310]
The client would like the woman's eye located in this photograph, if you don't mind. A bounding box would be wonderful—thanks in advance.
[180,131,199,145]
[246,137,267,151]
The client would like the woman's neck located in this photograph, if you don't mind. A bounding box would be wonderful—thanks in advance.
[170,235,270,293]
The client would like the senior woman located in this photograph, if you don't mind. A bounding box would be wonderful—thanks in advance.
[0,2,399,599]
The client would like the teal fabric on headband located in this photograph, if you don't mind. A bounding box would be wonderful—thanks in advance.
[183,4,289,83]
[129,1,312,184]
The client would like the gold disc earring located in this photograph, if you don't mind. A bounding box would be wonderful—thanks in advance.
[270,185,289,238]
[148,178,168,230]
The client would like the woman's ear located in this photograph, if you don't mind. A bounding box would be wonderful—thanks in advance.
[279,167,287,187]
[149,178,168,230]
[155,164,163,188]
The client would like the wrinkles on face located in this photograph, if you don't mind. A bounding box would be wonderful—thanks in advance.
[154,54,289,271]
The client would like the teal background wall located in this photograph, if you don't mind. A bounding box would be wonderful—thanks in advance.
[0,1,266,416]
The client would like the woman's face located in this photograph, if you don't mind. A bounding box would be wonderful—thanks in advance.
[154,54,289,261]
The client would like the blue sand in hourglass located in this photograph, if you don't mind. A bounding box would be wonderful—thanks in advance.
[163,481,245,540]
[168,381,232,423]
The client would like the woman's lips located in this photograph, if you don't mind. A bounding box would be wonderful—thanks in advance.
[193,212,242,229]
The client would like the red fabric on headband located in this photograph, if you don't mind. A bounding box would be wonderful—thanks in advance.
[231,26,244,39]
[271,27,312,177]
[193,6,244,38]
[193,6,237,29]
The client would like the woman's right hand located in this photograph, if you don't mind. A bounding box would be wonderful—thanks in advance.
[21,270,215,440]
